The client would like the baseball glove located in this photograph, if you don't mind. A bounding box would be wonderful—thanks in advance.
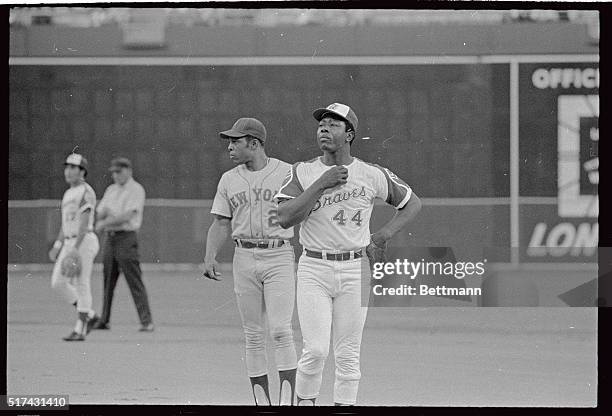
[61,250,82,279]
[366,236,387,267]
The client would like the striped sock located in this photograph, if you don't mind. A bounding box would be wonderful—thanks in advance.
[74,312,88,335]
[279,368,296,405]
[250,375,271,406]
[297,396,316,406]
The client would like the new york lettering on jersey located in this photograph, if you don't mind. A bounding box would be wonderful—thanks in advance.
[275,157,412,251]
[62,183,96,236]
[211,158,294,240]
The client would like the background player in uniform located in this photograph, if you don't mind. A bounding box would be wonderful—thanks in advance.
[48,153,100,341]
[202,117,298,406]
[275,103,422,405]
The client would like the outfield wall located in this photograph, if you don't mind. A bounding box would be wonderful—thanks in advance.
[8,58,598,265]
[9,63,510,200]
[8,20,598,265]
[7,200,510,264]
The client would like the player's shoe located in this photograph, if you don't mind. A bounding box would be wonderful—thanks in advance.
[139,323,155,332]
[62,331,85,341]
[86,315,100,334]
[92,321,110,330]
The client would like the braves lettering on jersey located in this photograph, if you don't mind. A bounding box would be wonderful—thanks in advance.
[62,183,96,237]
[275,157,412,251]
[212,158,294,240]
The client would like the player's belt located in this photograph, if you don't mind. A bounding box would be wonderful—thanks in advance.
[107,230,135,236]
[64,231,94,239]
[304,248,363,261]
[234,239,289,249]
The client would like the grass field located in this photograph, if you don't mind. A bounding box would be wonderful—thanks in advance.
[7,267,597,407]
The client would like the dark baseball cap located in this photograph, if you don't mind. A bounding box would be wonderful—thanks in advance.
[109,157,132,172]
[64,153,88,171]
[219,117,267,142]
[313,102,359,132]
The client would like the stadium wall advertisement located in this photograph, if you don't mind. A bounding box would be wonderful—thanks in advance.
[518,62,598,263]
[8,57,598,266]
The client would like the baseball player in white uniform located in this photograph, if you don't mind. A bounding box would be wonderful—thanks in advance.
[275,103,422,405]
[48,153,100,341]
[203,118,298,406]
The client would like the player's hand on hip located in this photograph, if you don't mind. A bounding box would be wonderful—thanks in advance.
[203,259,222,281]
[317,166,348,190]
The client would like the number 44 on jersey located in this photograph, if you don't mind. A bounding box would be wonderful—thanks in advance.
[332,209,363,226]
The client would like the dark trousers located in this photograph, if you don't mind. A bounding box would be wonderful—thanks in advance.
[100,231,153,325]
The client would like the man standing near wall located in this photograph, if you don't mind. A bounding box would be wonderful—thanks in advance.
[92,157,154,332]
[202,117,298,405]
[48,153,100,341]
[276,103,422,405]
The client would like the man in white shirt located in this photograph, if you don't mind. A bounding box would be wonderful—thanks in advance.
[92,157,154,332]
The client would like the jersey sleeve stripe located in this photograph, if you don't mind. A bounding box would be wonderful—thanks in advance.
[275,163,303,200]
[78,187,89,207]
[394,182,412,209]
[365,161,412,209]
[384,168,412,209]
[78,203,93,212]
[77,186,94,213]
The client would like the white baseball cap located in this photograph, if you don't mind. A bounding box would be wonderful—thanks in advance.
[64,153,88,171]
[313,102,359,132]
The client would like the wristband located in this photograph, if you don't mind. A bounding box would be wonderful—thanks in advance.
[53,240,63,250]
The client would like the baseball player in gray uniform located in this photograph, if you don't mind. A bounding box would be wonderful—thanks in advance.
[48,153,100,341]
[203,118,298,406]
[275,103,422,405]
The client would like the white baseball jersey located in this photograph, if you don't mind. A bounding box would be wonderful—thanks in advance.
[61,183,96,237]
[211,158,294,240]
[275,157,412,251]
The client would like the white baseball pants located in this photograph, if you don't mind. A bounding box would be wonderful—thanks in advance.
[295,254,369,405]
[51,232,99,313]
[233,245,297,377]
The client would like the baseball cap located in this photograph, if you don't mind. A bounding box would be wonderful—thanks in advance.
[64,153,88,171]
[109,157,132,172]
[313,103,358,132]
[219,118,267,143]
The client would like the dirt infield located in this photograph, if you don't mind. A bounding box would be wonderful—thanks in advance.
[7,269,597,406]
